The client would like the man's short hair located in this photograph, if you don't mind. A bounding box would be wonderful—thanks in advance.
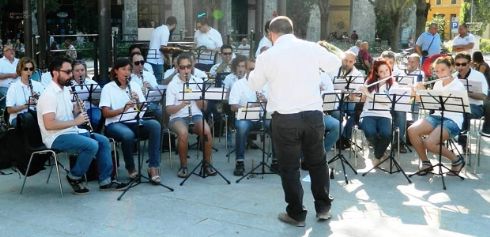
[355,40,362,47]
[197,17,209,26]
[454,52,471,62]
[130,52,143,62]
[231,55,248,73]
[381,50,396,60]
[408,53,420,61]
[177,52,194,66]
[49,56,73,77]
[269,16,293,35]
[166,16,177,26]
[221,45,233,53]
[343,50,357,59]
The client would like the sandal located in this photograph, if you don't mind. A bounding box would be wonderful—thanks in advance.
[177,167,189,178]
[147,168,161,185]
[128,170,138,179]
[447,156,465,176]
[417,160,433,176]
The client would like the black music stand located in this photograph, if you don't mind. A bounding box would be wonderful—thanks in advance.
[117,102,174,201]
[408,93,467,190]
[235,101,276,183]
[76,84,101,131]
[393,75,417,153]
[361,89,412,183]
[323,91,360,184]
[179,80,231,186]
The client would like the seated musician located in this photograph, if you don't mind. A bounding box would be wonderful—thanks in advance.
[408,56,467,175]
[166,53,217,178]
[332,51,364,149]
[37,56,127,194]
[129,52,163,123]
[128,44,155,75]
[358,60,396,166]
[223,55,248,91]
[319,73,340,153]
[100,58,162,184]
[162,51,182,85]
[228,57,274,176]
[6,57,44,127]
[194,17,223,71]
[401,54,425,122]
[209,45,233,78]
[71,60,102,130]
[454,52,488,149]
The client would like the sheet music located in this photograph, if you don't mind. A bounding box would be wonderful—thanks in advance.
[396,75,416,88]
[146,89,163,102]
[372,87,412,112]
[322,93,338,112]
[205,87,228,101]
[417,89,470,113]
[332,76,364,91]
[119,107,147,122]
[459,79,482,94]
[236,107,261,120]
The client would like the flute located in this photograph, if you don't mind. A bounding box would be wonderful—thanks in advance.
[419,75,453,86]
[363,75,393,88]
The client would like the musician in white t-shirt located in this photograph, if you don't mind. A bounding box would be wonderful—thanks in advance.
[147,16,177,82]
[194,18,223,70]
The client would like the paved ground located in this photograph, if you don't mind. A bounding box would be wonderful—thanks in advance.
[0,132,488,237]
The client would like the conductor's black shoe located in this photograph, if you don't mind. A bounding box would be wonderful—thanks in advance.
[278,213,305,227]
[233,161,245,176]
[204,164,217,176]
[270,160,279,173]
[66,175,89,194]
[316,210,332,221]
[100,180,129,191]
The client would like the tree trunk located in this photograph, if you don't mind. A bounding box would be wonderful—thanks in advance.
[390,12,402,51]
[415,0,429,38]
[318,0,330,41]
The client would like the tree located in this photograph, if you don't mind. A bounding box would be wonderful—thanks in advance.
[460,0,490,35]
[369,0,415,51]
[287,0,314,38]
[316,0,331,41]
[415,0,430,38]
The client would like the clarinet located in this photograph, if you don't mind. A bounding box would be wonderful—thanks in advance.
[140,70,148,96]
[27,75,39,100]
[185,73,193,124]
[127,76,143,125]
[70,80,94,133]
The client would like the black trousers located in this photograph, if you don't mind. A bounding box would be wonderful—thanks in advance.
[272,110,331,221]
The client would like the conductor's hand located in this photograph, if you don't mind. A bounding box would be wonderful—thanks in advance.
[75,112,89,126]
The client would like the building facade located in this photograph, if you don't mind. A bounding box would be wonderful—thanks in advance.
[426,0,462,40]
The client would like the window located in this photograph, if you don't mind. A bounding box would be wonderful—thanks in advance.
[451,0,457,4]
[138,0,162,28]
[436,0,441,5]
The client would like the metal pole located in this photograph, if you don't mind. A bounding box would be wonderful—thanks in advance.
[37,0,47,69]
[23,0,33,58]
[98,0,111,85]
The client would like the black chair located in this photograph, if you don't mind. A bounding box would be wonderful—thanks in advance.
[17,112,65,197]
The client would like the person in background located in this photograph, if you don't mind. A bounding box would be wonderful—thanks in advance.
[147,16,177,83]
[452,23,476,55]
[255,20,272,58]
[415,23,442,62]
[0,45,19,110]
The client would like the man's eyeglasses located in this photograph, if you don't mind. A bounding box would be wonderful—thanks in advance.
[23,67,34,72]
[179,64,192,70]
[133,60,145,66]
[59,69,73,74]
[455,62,468,67]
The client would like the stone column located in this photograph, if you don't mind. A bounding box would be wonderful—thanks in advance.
[123,0,138,40]
[350,0,375,42]
[172,0,186,40]
[220,0,232,44]
[263,0,277,22]
[306,5,320,42]
[183,0,194,39]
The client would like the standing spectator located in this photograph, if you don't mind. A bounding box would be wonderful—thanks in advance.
[348,40,362,56]
[0,45,19,109]
[194,17,223,71]
[64,39,77,60]
[415,23,442,61]
[452,23,477,55]
[236,38,250,56]
[147,16,177,83]
[350,30,359,43]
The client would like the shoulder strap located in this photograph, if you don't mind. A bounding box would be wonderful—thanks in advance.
[425,34,436,51]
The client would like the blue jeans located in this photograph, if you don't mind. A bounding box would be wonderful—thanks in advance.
[330,103,357,139]
[149,63,163,84]
[145,102,163,123]
[87,107,102,131]
[105,119,161,172]
[393,111,407,143]
[323,115,340,152]
[234,119,271,161]
[51,132,112,185]
[360,116,392,159]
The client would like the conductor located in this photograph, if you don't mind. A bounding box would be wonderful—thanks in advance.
[248,16,341,226]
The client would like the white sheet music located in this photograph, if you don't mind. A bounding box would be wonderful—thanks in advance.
[396,76,416,88]
[119,107,147,122]
[372,87,412,112]
[205,87,228,101]
[322,93,338,111]
[146,89,163,102]
[236,106,271,120]
[459,79,482,94]
[417,89,470,113]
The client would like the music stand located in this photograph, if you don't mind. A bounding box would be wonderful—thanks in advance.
[408,91,468,190]
[235,101,276,183]
[361,88,412,184]
[323,91,360,184]
[393,75,417,153]
[117,102,174,201]
[179,81,231,186]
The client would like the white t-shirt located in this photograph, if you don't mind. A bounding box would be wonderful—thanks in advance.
[431,77,466,129]
[452,33,476,55]
[130,70,158,89]
[36,80,82,148]
[360,83,394,119]
[0,57,19,88]
[228,78,257,107]
[194,27,223,50]
[209,63,231,77]
[255,36,273,57]
[164,68,176,80]
[223,73,241,91]
[456,68,488,106]
[401,68,425,85]
[71,77,99,109]
[99,80,146,125]
[147,25,170,65]
[237,44,250,56]
[40,72,53,88]
[6,79,44,123]
[348,46,360,56]
[165,75,204,121]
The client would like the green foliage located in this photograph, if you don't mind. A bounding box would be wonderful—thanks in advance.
[287,0,315,38]
[480,38,490,54]
[426,15,447,40]
[72,0,98,33]
[460,0,490,35]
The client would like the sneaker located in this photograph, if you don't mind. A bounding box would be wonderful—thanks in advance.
[66,175,89,194]
[204,164,217,176]
[270,160,279,173]
[99,180,130,191]
[233,161,245,176]
[277,213,305,227]
[316,210,332,221]
[177,167,189,178]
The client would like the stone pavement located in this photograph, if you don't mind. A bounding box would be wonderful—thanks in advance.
[0,133,488,237]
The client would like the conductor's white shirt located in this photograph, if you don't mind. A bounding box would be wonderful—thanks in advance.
[248,34,341,114]
[166,75,204,121]
[6,79,44,123]
[36,80,81,148]
[99,80,146,125]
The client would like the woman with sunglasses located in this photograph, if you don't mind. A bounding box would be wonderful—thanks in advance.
[72,60,102,131]
[5,57,44,127]
[408,56,467,176]
[99,58,162,184]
